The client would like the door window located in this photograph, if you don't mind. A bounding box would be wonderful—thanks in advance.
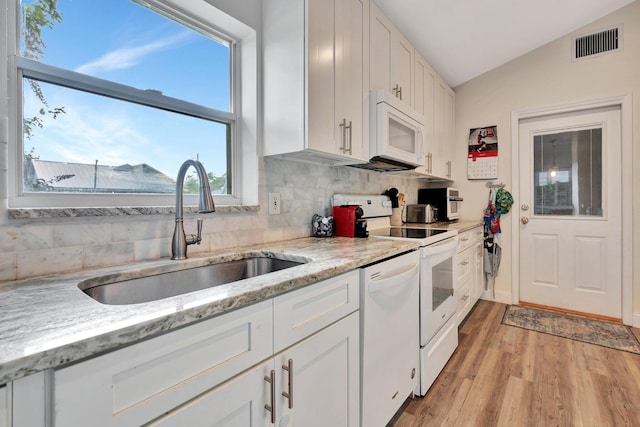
[533,128,603,216]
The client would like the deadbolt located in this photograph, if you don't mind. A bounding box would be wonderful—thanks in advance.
[521,204,529,211]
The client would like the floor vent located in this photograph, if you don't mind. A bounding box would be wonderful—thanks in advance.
[573,25,622,60]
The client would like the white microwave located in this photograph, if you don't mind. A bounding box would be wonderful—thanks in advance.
[364,90,425,172]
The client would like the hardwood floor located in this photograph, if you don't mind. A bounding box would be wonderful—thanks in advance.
[391,300,640,427]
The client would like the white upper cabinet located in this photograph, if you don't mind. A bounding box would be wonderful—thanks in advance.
[414,53,437,175]
[432,77,455,179]
[370,3,414,106]
[414,55,455,180]
[263,0,369,164]
[370,6,455,180]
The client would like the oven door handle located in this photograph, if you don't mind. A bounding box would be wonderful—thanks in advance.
[422,237,459,256]
[368,261,419,294]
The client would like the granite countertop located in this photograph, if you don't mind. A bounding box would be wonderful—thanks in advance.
[0,236,419,385]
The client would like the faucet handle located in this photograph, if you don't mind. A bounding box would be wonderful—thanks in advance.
[196,218,203,244]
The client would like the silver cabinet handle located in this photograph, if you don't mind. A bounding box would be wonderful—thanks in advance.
[446,160,452,178]
[264,369,276,424]
[346,120,352,155]
[339,118,347,153]
[392,83,401,99]
[282,359,294,409]
[461,294,469,301]
[425,153,433,173]
[460,260,469,266]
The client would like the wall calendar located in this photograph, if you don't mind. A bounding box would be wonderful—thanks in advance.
[468,125,498,179]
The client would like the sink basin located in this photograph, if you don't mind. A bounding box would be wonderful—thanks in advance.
[80,256,306,305]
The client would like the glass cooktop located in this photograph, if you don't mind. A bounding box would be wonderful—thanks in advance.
[369,227,450,239]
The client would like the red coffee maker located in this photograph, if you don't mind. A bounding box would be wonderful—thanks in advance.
[332,205,368,237]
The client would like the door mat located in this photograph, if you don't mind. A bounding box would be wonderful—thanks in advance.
[501,305,640,354]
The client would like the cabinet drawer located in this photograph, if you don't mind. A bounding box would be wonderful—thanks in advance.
[456,246,474,287]
[457,227,483,253]
[273,270,359,352]
[54,300,273,427]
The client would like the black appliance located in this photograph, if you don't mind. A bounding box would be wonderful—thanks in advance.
[418,188,463,221]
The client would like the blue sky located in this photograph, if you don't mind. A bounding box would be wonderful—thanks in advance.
[22,0,230,180]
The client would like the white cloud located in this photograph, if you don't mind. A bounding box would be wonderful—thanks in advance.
[74,31,192,75]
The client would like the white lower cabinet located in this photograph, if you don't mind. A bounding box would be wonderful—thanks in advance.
[150,312,359,427]
[274,312,359,427]
[9,270,361,427]
[455,226,484,323]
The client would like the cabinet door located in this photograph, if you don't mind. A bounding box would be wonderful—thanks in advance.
[432,77,455,179]
[307,0,337,155]
[443,84,455,178]
[392,31,414,105]
[370,4,413,105]
[149,360,273,427]
[414,54,437,175]
[369,4,392,97]
[335,0,368,161]
[277,312,360,427]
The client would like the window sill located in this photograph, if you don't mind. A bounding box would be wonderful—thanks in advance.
[8,204,260,220]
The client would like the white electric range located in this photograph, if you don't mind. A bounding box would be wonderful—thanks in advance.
[332,194,460,398]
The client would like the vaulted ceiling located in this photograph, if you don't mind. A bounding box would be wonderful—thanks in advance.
[372,0,636,88]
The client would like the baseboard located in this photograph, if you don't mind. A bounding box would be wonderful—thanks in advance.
[479,289,512,305]
[633,313,640,328]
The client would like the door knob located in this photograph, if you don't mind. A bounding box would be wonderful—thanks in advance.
[521,217,529,224]
[521,204,529,211]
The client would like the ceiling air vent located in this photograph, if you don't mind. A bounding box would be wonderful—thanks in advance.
[572,25,622,61]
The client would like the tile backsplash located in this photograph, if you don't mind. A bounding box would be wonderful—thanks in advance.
[0,156,426,282]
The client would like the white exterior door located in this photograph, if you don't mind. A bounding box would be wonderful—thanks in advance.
[518,107,622,318]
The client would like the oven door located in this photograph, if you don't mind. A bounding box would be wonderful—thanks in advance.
[420,237,458,345]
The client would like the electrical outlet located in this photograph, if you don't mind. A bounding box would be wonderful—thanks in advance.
[268,192,281,214]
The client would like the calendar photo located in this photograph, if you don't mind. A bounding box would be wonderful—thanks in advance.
[468,125,498,179]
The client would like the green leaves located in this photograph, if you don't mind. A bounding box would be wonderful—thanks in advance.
[22,0,63,60]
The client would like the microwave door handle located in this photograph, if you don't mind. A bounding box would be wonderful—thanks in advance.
[417,127,425,162]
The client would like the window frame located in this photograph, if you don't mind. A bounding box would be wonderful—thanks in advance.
[8,0,253,208]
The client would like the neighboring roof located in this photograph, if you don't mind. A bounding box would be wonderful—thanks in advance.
[25,159,175,193]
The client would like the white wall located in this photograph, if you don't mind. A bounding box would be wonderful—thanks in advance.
[453,1,640,316]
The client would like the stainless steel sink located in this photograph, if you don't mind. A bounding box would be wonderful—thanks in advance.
[80,256,306,305]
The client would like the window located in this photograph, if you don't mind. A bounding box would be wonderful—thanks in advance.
[533,129,603,216]
[11,0,256,207]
